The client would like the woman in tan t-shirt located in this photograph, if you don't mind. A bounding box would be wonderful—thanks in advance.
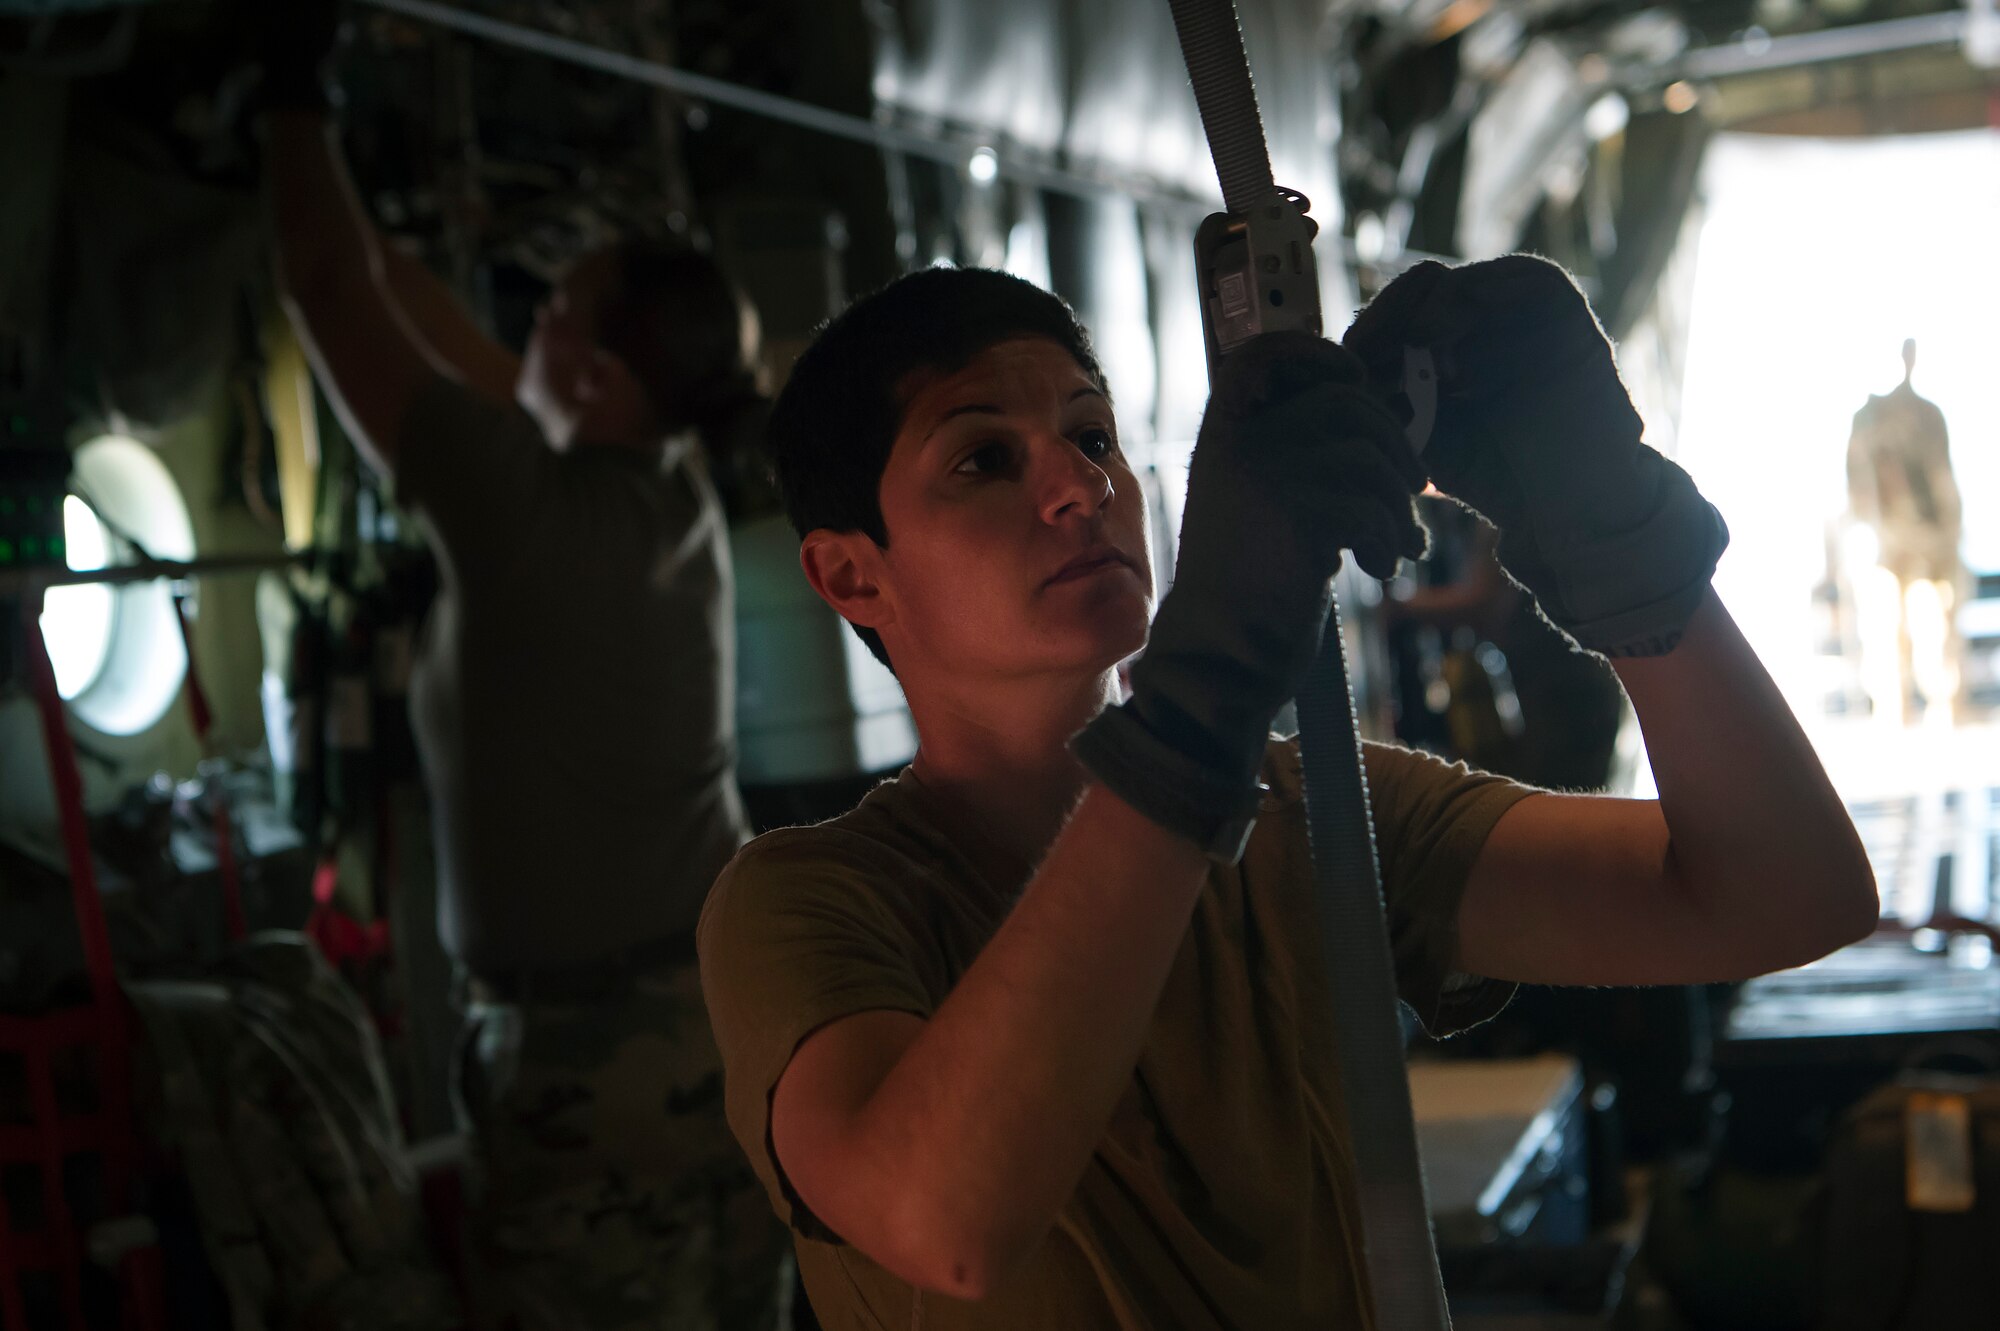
[700,263,1874,1327]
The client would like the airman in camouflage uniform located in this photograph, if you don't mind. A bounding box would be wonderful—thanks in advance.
[257,6,790,1321]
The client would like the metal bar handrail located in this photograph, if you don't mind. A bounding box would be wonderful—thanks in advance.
[0,552,302,596]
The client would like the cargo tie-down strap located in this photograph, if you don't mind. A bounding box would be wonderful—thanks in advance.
[1166,1,1452,1326]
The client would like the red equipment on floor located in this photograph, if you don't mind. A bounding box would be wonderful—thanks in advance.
[1,601,165,1331]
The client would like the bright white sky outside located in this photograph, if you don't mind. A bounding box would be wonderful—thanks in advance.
[1676,129,2000,707]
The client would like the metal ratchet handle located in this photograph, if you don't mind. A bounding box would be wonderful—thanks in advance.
[1170,1,1454,1325]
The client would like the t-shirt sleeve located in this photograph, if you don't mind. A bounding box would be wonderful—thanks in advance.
[696,830,939,1240]
[1360,741,1536,1038]
[393,373,552,570]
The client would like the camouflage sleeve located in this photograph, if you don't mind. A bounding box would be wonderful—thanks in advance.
[696,829,938,1242]
[1268,738,1534,1039]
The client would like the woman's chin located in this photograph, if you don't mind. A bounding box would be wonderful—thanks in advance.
[1073,608,1152,674]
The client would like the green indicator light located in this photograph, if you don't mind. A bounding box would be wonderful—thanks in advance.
[8,415,25,435]
[21,536,39,560]
[50,536,65,560]
[0,539,13,563]
[24,497,40,516]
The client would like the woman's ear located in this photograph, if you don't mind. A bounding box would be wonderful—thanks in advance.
[800,529,892,634]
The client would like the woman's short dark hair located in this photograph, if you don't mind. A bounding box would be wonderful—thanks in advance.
[767,267,1107,669]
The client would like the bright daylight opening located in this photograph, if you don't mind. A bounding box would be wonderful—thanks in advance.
[1675,128,2000,920]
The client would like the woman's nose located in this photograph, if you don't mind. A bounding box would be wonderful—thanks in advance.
[1036,437,1114,524]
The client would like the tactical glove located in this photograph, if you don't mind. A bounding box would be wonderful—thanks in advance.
[1072,332,1426,859]
[1346,255,1726,657]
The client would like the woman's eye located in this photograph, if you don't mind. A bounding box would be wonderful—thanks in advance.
[954,441,1012,476]
[1077,427,1116,461]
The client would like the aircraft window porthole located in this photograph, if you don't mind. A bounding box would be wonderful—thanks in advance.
[43,435,195,737]
[40,496,117,699]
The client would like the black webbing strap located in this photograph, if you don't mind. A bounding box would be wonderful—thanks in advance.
[1166,3,1454,1327]
[1165,0,1276,215]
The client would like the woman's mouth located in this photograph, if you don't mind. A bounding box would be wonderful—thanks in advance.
[1045,548,1134,587]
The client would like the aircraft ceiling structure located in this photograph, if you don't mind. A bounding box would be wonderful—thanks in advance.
[0,0,1993,429]
[1330,0,1994,331]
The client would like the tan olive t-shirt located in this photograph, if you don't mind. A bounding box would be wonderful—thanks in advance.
[697,737,1532,1330]
[397,375,747,976]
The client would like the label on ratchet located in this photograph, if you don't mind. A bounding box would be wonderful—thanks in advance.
[1403,346,1438,456]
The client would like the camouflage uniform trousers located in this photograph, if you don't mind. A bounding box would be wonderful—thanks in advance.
[453,955,789,1331]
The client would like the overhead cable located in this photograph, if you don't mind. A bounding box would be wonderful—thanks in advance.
[357,0,1220,214]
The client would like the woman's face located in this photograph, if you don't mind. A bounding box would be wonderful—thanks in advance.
[863,336,1155,685]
